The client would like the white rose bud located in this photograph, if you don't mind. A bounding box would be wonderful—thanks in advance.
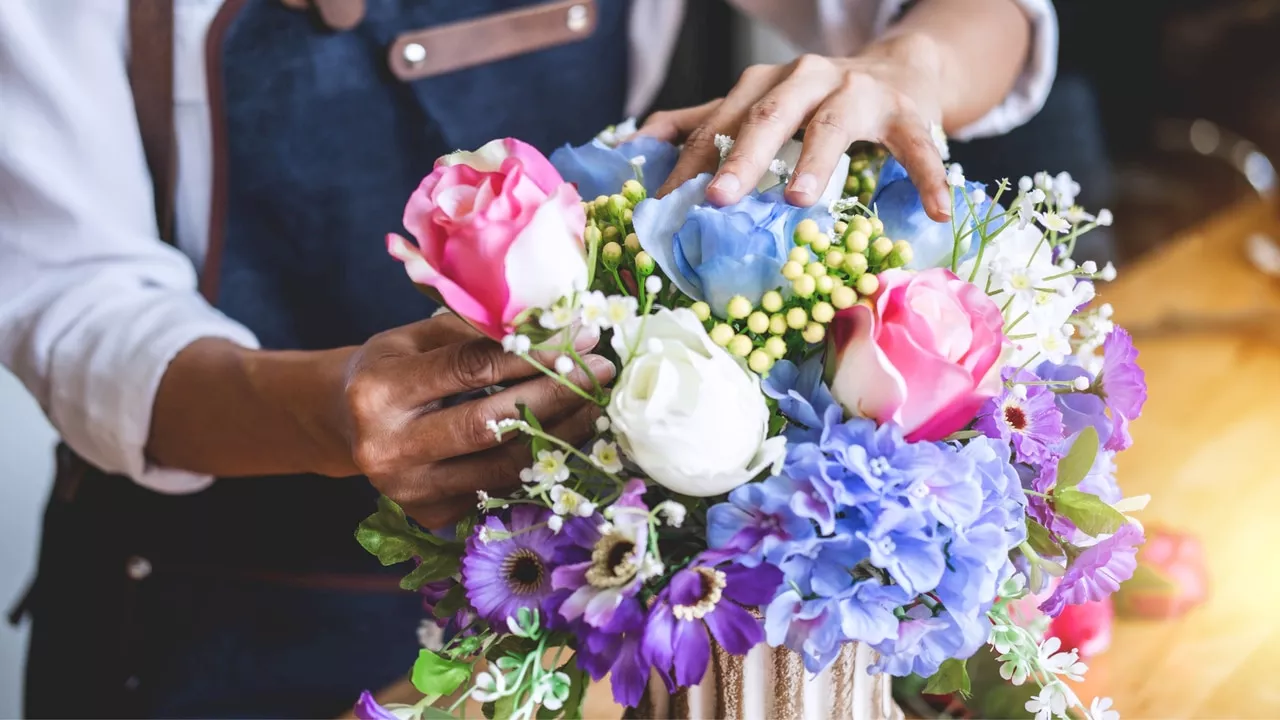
[606,308,785,497]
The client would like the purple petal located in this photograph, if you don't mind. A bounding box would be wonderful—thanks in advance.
[1040,522,1144,616]
[353,691,397,720]
[583,588,624,627]
[719,562,783,606]
[667,567,705,607]
[609,635,652,708]
[704,602,763,655]
[671,616,711,686]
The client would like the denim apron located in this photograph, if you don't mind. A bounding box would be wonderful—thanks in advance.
[21,1,628,716]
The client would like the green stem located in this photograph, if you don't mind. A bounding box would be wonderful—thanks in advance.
[518,355,604,406]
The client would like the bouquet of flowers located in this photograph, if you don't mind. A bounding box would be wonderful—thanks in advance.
[356,123,1149,720]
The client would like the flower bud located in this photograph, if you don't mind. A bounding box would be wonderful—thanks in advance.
[788,247,811,264]
[709,323,734,347]
[624,232,641,254]
[623,208,633,224]
[747,349,773,374]
[870,217,884,235]
[890,240,914,267]
[622,179,646,205]
[725,295,753,320]
[585,225,603,248]
[781,261,804,281]
[802,322,826,344]
[761,290,784,313]
[603,225,620,241]
[602,241,623,268]
[810,234,832,253]
[786,307,808,330]
[815,275,835,295]
[850,216,871,235]
[824,250,845,269]
[843,253,869,277]
[869,236,894,263]
[792,274,817,298]
[845,230,870,254]
[831,285,857,309]
[855,272,880,296]
[769,314,788,335]
[764,336,787,359]
[690,301,712,322]
[554,355,575,375]
[594,195,610,209]
[608,194,628,215]
[795,218,823,246]
[844,174,861,194]
[728,334,753,358]
[747,311,770,335]
[635,251,655,275]
[834,220,848,234]
[645,275,663,294]
[811,301,835,324]
[804,262,827,278]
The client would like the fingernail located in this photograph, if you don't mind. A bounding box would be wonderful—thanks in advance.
[933,190,953,219]
[572,325,601,352]
[790,172,819,198]
[585,354,616,379]
[709,172,740,196]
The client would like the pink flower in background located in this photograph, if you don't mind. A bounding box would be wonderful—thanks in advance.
[1048,598,1114,659]
[387,138,588,340]
[828,268,1007,442]
[1115,527,1209,619]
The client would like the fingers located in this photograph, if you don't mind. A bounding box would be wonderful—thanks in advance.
[881,110,950,222]
[635,99,721,143]
[786,88,869,207]
[712,58,837,206]
[405,353,615,464]
[656,64,782,200]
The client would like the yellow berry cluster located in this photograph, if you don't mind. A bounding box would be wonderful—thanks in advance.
[843,151,883,207]
[693,213,914,375]
[586,180,657,294]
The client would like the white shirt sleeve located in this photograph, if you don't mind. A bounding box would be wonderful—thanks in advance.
[729,0,1059,141]
[0,1,258,494]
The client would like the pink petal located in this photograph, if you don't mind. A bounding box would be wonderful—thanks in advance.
[502,138,565,195]
[828,304,907,424]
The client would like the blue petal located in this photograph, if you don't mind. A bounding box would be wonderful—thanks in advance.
[616,136,679,196]
[633,174,712,301]
[870,156,990,270]
[549,141,634,201]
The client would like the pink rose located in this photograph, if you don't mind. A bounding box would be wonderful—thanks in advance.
[387,138,588,340]
[828,268,1007,442]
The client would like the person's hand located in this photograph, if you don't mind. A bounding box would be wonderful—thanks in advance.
[342,314,614,528]
[639,38,951,220]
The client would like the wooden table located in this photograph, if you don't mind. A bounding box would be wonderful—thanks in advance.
[355,201,1280,720]
[1075,199,1280,718]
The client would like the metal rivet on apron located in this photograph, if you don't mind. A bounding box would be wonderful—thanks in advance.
[566,4,589,32]
[124,676,141,691]
[402,42,427,66]
[125,556,152,580]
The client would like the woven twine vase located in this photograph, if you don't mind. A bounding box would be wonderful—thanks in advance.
[623,641,903,720]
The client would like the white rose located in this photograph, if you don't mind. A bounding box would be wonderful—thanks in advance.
[606,308,785,497]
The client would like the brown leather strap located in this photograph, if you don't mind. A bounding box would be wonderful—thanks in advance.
[388,0,598,82]
[127,0,177,245]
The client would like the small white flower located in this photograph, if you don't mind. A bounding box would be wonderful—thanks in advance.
[1081,260,1098,274]
[604,295,638,326]
[768,158,791,177]
[1062,322,1076,337]
[1053,171,1081,208]
[502,333,532,355]
[477,526,492,545]
[549,485,597,518]
[998,650,1035,686]
[637,554,665,581]
[1099,262,1118,281]
[1026,681,1072,720]
[714,134,735,159]
[529,449,571,487]
[578,291,609,330]
[471,669,505,703]
[644,275,663,294]
[554,355,575,375]
[1039,327,1072,364]
[1016,189,1047,228]
[931,123,951,160]
[990,624,1023,654]
[655,500,687,527]
[1037,211,1072,234]
[946,163,966,187]
[629,155,647,168]
[1034,171,1054,192]
[1018,176,1034,192]
[1013,383,1029,400]
[1072,376,1090,392]
[1089,697,1120,720]
[540,301,577,331]
[546,515,564,534]
[589,439,624,474]
[1097,209,1114,227]
[486,419,504,442]
[1099,303,1114,319]
[970,188,988,204]
[1064,206,1093,224]
[1039,637,1089,681]
[476,490,490,510]
[594,416,611,433]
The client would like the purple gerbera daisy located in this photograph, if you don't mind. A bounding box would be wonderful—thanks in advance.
[1039,522,1144,617]
[553,479,651,629]
[975,369,1064,465]
[642,556,782,688]
[1098,328,1147,451]
[460,505,571,626]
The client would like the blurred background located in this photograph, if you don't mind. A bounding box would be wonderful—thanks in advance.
[2,1,1279,716]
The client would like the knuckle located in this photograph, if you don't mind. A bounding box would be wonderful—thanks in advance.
[344,374,388,421]
[446,341,502,389]
[683,125,718,155]
[810,108,846,135]
[794,53,831,75]
[455,401,502,451]
[740,63,771,83]
[351,437,391,477]
[745,97,786,128]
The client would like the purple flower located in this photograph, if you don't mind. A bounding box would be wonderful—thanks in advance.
[1040,523,1144,616]
[573,598,653,707]
[765,589,847,672]
[1098,328,1147,451]
[870,606,969,678]
[643,558,782,688]
[353,691,398,720]
[975,369,1064,466]
[833,579,905,646]
[461,506,571,626]
[553,479,650,629]
[760,357,842,443]
[706,475,816,566]
[1037,361,1112,442]
[854,503,946,596]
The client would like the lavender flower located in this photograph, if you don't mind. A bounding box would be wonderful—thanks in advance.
[643,558,782,687]
[1098,328,1147,451]
[764,589,847,672]
[552,479,650,629]
[976,369,1064,465]
[1037,361,1112,443]
[1040,523,1144,616]
[706,475,817,566]
[760,357,842,443]
[870,606,969,678]
[461,506,572,626]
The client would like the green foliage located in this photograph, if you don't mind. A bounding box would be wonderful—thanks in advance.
[1055,488,1126,536]
[355,496,462,589]
[1055,426,1099,492]
[923,658,971,699]
[519,403,550,458]
[411,649,473,697]
[1024,519,1062,558]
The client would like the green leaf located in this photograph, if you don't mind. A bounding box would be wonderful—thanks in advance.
[922,658,971,698]
[490,693,519,720]
[1025,519,1062,558]
[519,403,550,457]
[1055,426,1099,492]
[456,514,477,540]
[1055,488,1126,537]
[433,584,470,622]
[410,649,472,697]
[399,552,460,591]
[482,701,496,720]
[355,496,445,566]
[541,664,588,720]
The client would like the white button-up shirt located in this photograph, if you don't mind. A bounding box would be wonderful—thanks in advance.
[0,0,1057,493]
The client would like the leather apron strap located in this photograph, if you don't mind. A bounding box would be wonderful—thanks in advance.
[127,0,177,246]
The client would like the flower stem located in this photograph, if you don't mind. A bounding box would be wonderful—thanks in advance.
[519,354,605,406]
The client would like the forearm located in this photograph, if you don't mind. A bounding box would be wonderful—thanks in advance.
[148,338,359,479]
[868,0,1033,133]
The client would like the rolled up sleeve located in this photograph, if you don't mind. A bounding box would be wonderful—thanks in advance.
[0,1,257,493]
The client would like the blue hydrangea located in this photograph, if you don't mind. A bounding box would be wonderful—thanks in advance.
[871,157,996,271]
[549,135,677,200]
